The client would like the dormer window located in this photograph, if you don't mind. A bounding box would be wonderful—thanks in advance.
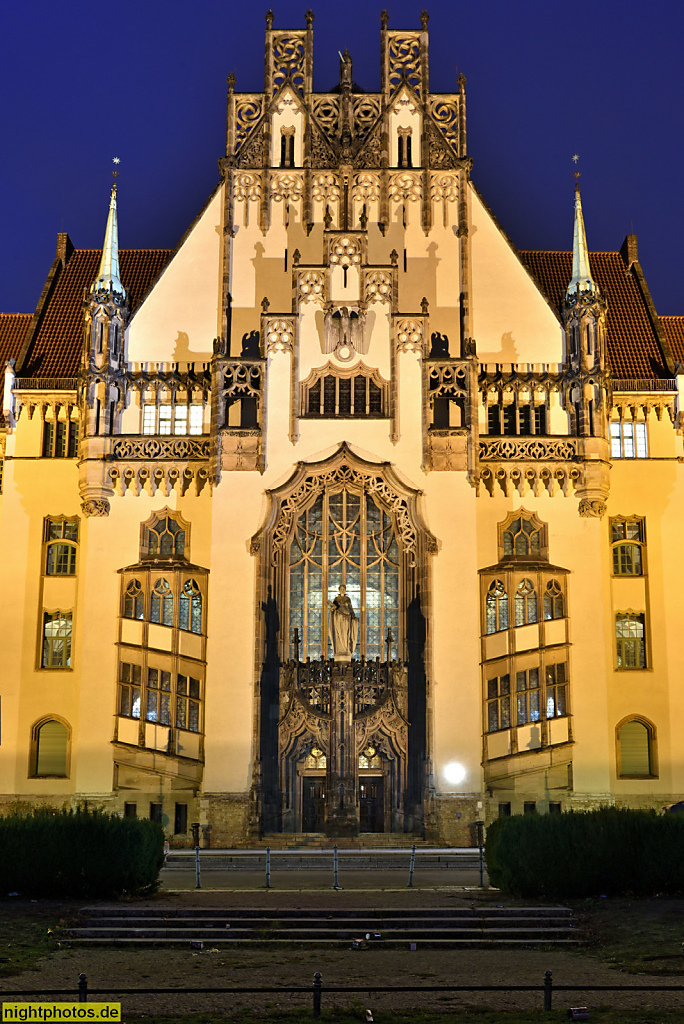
[398,127,412,168]
[280,127,295,168]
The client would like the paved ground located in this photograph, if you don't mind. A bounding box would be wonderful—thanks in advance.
[2,888,684,1015]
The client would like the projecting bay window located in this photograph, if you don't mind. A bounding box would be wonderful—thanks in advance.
[611,421,648,459]
[487,662,568,733]
[141,401,203,436]
[118,661,201,734]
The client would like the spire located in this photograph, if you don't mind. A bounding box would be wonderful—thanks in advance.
[566,175,598,300]
[91,165,126,301]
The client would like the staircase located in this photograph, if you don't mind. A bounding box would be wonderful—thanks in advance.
[67,906,579,946]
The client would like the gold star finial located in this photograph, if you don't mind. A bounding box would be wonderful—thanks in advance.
[112,157,120,181]
[572,154,580,181]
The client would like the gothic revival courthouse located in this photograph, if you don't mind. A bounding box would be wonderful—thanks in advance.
[2,13,684,845]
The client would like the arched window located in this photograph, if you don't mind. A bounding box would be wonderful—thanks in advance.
[359,745,382,769]
[485,580,508,634]
[618,718,656,777]
[514,579,537,626]
[289,489,399,660]
[33,719,68,777]
[150,578,173,626]
[179,579,202,634]
[611,518,645,576]
[544,580,564,620]
[145,516,186,558]
[44,518,78,575]
[305,747,327,769]
[503,517,542,558]
[123,580,144,620]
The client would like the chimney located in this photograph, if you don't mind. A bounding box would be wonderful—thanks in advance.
[620,234,638,269]
[55,232,74,268]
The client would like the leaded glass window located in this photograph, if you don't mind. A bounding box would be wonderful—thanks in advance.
[503,517,542,558]
[146,516,185,558]
[123,580,144,619]
[514,579,537,626]
[179,579,202,633]
[485,580,508,634]
[151,578,173,626]
[288,489,400,660]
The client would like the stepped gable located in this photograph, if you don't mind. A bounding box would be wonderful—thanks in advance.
[20,249,172,378]
[660,316,684,366]
[520,250,670,379]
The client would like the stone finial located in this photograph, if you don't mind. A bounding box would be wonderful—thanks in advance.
[421,296,429,315]
[292,248,301,266]
[389,249,399,266]
[261,296,270,313]
[305,9,314,28]
[265,9,274,29]
[227,72,236,92]
[458,72,467,91]
[380,9,389,29]
[420,10,429,30]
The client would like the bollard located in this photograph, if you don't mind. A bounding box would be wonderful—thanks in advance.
[266,845,271,889]
[78,973,87,1003]
[333,844,340,889]
[407,843,416,887]
[543,970,553,1012]
[312,971,322,1018]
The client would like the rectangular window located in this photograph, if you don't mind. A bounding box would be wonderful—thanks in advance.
[545,662,567,718]
[142,404,156,435]
[518,405,531,434]
[119,662,142,718]
[176,675,201,732]
[189,405,203,435]
[616,613,646,669]
[498,802,511,818]
[149,802,163,823]
[611,421,648,459]
[548,802,562,814]
[124,803,137,818]
[158,406,172,435]
[174,405,188,435]
[43,420,79,458]
[42,611,72,668]
[524,801,537,815]
[611,518,644,576]
[487,674,510,732]
[174,803,188,834]
[516,667,540,725]
[502,406,516,435]
[146,668,171,725]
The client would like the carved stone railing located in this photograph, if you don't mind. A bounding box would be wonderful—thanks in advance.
[109,435,210,460]
[14,378,78,391]
[612,379,677,393]
[478,437,579,461]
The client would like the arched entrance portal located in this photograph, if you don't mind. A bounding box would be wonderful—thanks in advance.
[252,444,435,838]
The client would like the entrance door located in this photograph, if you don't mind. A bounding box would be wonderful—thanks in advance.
[359,778,384,832]
[302,777,326,832]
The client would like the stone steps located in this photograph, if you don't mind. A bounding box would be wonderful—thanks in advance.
[67,906,579,946]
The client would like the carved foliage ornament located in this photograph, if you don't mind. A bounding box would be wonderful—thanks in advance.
[81,498,110,517]
[578,498,607,519]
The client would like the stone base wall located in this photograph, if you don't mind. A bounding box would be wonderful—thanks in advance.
[201,792,251,847]
[430,795,484,847]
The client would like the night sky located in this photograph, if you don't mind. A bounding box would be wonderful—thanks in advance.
[2,1,683,316]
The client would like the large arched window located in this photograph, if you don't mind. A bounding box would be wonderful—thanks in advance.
[123,580,144,619]
[32,719,69,777]
[485,580,508,634]
[150,578,173,626]
[288,489,399,660]
[514,579,537,626]
[179,579,202,634]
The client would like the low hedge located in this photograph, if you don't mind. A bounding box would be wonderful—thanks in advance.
[485,806,684,898]
[0,807,164,898]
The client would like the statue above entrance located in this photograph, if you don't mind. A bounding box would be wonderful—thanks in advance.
[329,585,358,660]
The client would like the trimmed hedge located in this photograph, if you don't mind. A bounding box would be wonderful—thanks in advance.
[0,807,164,898]
[485,807,684,898]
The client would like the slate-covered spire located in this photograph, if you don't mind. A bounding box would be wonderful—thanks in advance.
[91,181,126,301]
[566,181,598,300]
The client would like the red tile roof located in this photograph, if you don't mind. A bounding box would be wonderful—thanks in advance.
[19,249,172,378]
[0,313,31,369]
[519,250,669,379]
[661,316,684,368]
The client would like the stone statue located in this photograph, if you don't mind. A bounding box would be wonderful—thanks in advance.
[328,585,358,659]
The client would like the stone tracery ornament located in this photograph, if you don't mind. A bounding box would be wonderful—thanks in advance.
[578,498,607,519]
[351,172,380,206]
[81,497,110,517]
[270,171,304,202]
[265,318,295,354]
[312,95,339,136]
[365,270,393,304]
[234,96,264,152]
[396,318,423,353]
[272,34,306,95]
[388,34,422,95]
[298,270,325,305]
[478,438,578,462]
[428,97,460,153]
[389,171,422,204]
[352,96,381,141]
[311,173,341,205]
[329,235,362,268]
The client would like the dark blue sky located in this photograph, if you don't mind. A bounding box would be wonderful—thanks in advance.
[2,1,683,314]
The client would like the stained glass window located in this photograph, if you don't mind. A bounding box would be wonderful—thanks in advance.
[289,488,400,660]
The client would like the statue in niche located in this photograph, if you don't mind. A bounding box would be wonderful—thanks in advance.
[324,304,368,357]
[328,585,358,659]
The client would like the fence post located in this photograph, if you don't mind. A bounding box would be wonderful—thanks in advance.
[475,820,485,887]
[266,845,271,889]
[333,844,340,890]
[313,971,322,1018]
[543,970,553,1012]
[407,843,416,887]
[78,973,87,1003]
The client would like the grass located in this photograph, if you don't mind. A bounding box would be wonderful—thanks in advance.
[570,896,684,974]
[0,900,70,977]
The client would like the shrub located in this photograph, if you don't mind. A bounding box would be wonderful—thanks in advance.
[485,806,684,898]
[0,807,164,898]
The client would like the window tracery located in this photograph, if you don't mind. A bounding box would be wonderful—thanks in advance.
[485,580,508,634]
[141,510,189,560]
[543,580,564,620]
[514,579,537,626]
[499,511,547,561]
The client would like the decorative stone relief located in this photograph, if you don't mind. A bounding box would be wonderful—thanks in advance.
[352,172,380,206]
[234,96,264,152]
[365,270,392,304]
[81,498,110,517]
[298,270,325,305]
[479,465,582,499]
[312,96,339,136]
[354,127,381,169]
[427,431,467,472]
[430,172,458,204]
[220,430,261,472]
[264,318,295,354]
[578,498,607,518]
[352,96,381,141]
[478,438,578,462]
[428,97,460,153]
[111,437,210,460]
[388,35,422,96]
[233,173,262,204]
[270,171,304,203]
[395,318,424,353]
[222,362,263,398]
[272,34,305,95]
[236,124,265,168]
[329,235,362,268]
[311,173,341,205]
[389,171,422,205]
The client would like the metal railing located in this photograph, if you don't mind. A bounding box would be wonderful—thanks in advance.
[13,378,78,391]
[612,378,677,392]
[4,971,684,1014]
